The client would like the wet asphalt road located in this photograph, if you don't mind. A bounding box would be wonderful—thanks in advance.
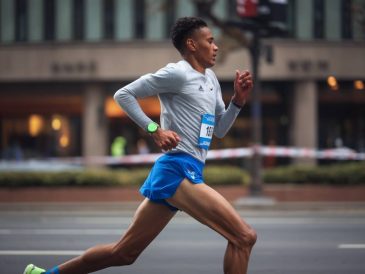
[1,203,365,274]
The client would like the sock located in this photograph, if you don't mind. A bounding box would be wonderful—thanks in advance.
[45,266,60,274]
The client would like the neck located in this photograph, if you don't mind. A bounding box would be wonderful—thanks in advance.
[183,55,205,74]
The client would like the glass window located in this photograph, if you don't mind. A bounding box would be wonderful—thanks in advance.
[15,0,28,41]
[0,111,82,159]
[176,0,195,18]
[85,0,102,41]
[325,0,341,40]
[1,0,15,42]
[28,0,44,42]
[145,0,164,40]
[295,0,314,40]
[115,0,133,40]
[56,0,73,41]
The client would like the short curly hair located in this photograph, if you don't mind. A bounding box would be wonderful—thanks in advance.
[171,17,208,54]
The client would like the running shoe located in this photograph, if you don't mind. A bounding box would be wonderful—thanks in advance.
[23,264,45,274]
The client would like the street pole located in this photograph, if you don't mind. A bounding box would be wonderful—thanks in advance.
[193,0,285,202]
[249,27,263,196]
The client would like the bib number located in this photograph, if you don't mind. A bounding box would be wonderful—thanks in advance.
[198,114,215,150]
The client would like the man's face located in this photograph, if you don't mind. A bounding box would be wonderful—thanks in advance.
[190,27,218,68]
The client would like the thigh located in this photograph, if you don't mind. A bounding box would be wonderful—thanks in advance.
[113,198,176,255]
[166,179,252,243]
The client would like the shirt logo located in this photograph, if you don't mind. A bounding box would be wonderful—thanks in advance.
[187,169,196,180]
[198,85,204,92]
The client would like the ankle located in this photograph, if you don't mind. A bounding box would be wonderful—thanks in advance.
[45,266,60,274]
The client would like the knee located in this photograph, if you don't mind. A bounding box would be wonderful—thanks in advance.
[111,247,139,266]
[116,253,137,266]
[234,227,257,249]
[247,228,258,246]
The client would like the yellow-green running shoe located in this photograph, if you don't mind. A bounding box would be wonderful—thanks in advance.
[23,264,45,274]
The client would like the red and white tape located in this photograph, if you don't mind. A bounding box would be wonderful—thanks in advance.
[2,146,363,171]
[259,146,364,160]
[70,146,364,166]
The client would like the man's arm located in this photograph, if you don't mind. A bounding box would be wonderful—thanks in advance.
[114,65,184,150]
[113,80,154,131]
[231,70,253,107]
[214,70,253,138]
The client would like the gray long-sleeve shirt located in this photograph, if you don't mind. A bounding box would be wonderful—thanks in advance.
[114,60,241,163]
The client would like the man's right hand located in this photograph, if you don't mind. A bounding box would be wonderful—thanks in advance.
[151,128,181,151]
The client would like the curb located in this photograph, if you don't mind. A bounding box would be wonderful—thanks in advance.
[1,201,365,214]
[1,184,365,206]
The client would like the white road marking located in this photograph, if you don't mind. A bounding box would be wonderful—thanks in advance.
[0,241,225,256]
[0,228,124,235]
[0,250,83,256]
[338,244,365,249]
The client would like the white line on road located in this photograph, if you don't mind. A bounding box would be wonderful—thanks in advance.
[338,244,365,249]
[0,241,224,256]
[0,228,124,235]
[0,250,83,256]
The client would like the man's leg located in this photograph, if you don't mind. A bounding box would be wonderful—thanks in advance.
[57,199,176,274]
[167,179,257,274]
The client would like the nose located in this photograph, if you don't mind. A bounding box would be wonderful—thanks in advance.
[214,43,219,52]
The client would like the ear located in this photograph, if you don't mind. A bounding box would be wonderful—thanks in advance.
[186,38,196,52]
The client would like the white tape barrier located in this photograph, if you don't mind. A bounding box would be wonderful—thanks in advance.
[260,146,365,160]
[68,146,365,166]
[1,147,363,170]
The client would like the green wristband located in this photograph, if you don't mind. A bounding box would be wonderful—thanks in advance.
[147,122,159,133]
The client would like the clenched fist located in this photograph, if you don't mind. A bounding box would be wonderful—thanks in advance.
[232,70,253,107]
[151,128,181,151]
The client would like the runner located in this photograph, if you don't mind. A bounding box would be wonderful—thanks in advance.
[24,16,256,274]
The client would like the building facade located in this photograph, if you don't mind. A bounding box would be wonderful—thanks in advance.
[0,0,364,164]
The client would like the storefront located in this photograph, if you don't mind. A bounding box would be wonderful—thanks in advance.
[0,84,82,159]
[0,40,364,165]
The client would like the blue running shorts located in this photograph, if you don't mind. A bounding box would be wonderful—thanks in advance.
[140,152,205,211]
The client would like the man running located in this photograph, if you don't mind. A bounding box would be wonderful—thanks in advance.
[24,16,256,274]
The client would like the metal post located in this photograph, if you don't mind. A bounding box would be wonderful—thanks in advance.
[249,27,263,196]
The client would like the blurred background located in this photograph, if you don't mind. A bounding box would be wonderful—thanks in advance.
[0,0,364,168]
[1,3,365,273]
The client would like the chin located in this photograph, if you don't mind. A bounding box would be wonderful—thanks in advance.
[207,61,216,68]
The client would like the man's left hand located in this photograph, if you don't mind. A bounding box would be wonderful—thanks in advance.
[232,70,253,107]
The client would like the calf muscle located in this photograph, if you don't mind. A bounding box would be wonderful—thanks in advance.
[167,179,256,274]
[58,199,175,273]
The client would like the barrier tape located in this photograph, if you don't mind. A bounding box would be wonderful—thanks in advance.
[70,146,365,166]
[1,147,363,170]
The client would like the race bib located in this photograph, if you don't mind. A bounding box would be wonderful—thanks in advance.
[198,114,215,150]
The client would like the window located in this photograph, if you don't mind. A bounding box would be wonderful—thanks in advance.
[74,0,85,40]
[104,0,115,39]
[44,0,55,40]
[15,0,27,41]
